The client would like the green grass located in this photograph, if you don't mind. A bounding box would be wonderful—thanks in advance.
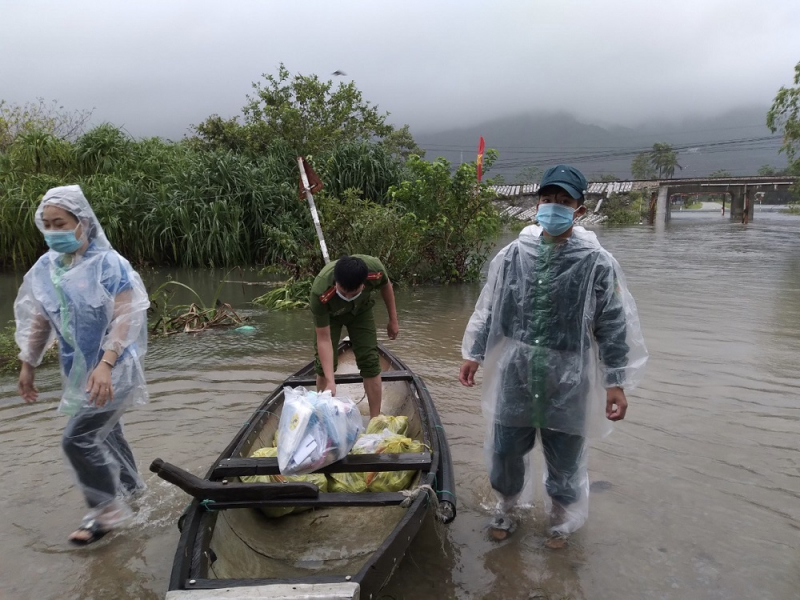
[2,124,501,288]
[0,322,58,375]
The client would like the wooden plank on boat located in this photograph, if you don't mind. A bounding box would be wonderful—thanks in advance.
[211,452,432,478]
[200,491,408,510]
[151,459,319,502]
[284,369,414,386]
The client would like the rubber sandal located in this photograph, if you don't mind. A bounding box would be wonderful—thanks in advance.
[68,518,109,546]
[488,514,516,541]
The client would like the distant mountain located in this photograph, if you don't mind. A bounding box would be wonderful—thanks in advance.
[414,107,787,181]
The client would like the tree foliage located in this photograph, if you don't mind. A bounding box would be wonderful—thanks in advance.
[0,98,93,151]
[379,124,425,160]
[1,126,496,283]
[649,142,682,179]
[630,144,682,179]
[767,61,800,164]
[3,72,496,285]
[709,169,732,178]
[602,191,646,225]
[757,164,789,176]
[767,61,800,195]
[192,64,419,159]
[388,152,500,282]
[631,152,657,179]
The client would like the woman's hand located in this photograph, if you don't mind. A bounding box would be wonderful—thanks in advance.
[18,363,39,403]
[86,363,114,407]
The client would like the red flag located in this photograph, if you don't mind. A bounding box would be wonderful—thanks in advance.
[476,136,485,182]
[298,156,324,200]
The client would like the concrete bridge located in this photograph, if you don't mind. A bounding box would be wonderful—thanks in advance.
[649,176,796,224]
[491,176,797,225]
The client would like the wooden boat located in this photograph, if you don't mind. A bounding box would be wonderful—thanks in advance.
[152,342,456,600]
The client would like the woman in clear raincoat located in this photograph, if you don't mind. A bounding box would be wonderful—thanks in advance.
[15,185,150,545]
[459,165,647,547]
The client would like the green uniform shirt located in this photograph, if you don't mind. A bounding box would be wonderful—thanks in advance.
[309,255,390,328]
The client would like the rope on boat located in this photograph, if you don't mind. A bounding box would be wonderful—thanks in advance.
[400,484,439,509]
[400,484,451,554]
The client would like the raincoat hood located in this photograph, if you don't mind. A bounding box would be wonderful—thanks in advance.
[15,185,149,416]
[35,185,111,251]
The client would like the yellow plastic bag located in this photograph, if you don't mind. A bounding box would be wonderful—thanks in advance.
[328,471,369,493]
[327,433,427,494]
[241,447,327,517]
[365,435,426,492]
[366,415,409,436]
[327,445,368,493]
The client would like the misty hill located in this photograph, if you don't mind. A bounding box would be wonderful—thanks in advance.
[414,107,787,181]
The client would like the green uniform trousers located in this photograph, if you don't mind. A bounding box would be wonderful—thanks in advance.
[314,308,381,378]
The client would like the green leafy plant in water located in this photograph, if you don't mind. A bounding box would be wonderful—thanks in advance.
[253,277,313,310]
[148,274,246,335]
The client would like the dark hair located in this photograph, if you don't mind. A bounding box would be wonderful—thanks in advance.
[538,185,585,206]
[334,255,368,291]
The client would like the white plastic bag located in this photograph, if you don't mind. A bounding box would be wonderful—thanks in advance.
[277,387,363,475]
[351,428,396,454]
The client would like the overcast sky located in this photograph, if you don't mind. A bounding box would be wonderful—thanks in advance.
[2,0,798,139]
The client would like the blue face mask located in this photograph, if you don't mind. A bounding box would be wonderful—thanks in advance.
[536,203,576,236]
[44,227,83,254]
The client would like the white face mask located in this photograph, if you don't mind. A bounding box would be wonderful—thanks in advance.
[336,287,363,302]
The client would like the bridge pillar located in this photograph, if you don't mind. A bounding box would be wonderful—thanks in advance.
[730,187,745,222]
[655,185,671,224]
[745,187,755,223]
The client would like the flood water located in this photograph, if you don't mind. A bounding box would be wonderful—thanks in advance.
[1,211,799,600]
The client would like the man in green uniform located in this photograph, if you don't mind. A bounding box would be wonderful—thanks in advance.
[310,255,399,417]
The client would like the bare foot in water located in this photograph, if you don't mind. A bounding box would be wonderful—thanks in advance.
[546,502,569,548]
[488,513,516,541]
[545,535,568,549]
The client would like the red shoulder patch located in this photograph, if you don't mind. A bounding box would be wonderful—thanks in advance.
[319,286,337,304]
[366,272,383,281]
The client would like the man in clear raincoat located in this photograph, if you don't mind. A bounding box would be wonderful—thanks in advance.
[459,165,648,546]
[15,185,150,545]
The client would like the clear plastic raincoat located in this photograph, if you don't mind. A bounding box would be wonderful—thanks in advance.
[14,185,150,516]
[462,224,647,535]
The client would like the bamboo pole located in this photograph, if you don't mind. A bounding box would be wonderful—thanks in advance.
[298,157,330,264]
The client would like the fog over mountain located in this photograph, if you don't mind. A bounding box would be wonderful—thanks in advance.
[415,106,786,180]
